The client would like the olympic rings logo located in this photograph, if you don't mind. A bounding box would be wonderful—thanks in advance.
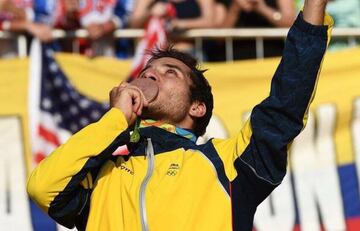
[166,170,178,176]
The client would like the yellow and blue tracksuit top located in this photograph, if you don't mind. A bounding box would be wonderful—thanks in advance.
[27,13,333,231]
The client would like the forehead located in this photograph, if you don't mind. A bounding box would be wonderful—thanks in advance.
[146,57,192,74]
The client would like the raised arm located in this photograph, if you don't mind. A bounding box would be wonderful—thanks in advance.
[211,1,332,229]
[245,0,332,185]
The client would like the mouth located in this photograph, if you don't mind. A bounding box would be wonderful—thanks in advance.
[129,78,159,103]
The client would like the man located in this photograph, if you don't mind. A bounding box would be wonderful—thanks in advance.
[27,0,333,230]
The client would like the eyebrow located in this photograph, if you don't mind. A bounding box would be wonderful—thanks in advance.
[139,63,188,77]
[163,63,186,76]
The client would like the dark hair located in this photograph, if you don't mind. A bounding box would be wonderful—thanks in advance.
[147,46,213,137]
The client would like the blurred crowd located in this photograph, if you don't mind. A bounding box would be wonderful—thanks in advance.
[0,0,359,60]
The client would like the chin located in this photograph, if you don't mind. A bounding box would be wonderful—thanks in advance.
[141,107,162,120]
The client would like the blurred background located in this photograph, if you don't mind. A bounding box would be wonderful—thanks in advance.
[0,0,359,61]
[1,0,360,230]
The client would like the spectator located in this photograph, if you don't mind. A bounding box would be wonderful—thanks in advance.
[129,0,217,54]
[295,0,360,50]
[221,0,296,60]
[78,0,133,57]
[33,0,82,52]
[33,0,133,57]
[326,0,360,50]
[214,0,232,27]
[34,0,79,29]
[0,0,52,57]
[114,0,134,58]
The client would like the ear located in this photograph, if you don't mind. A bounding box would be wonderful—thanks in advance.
[189,101,206,118]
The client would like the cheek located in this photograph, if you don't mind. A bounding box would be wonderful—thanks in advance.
[161,81,189,100]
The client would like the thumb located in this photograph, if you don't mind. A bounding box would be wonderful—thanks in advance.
[128,111,138,126]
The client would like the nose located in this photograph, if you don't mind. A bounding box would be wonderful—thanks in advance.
[142,69,158,81]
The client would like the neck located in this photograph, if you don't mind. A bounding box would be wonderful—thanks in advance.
[139,118,197,142]
[141,114,194,132]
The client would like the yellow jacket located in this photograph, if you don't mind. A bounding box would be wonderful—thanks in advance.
[27,12,333,231]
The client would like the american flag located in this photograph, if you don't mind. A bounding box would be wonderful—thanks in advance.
[28,4,174,165]
[28,40,109,165]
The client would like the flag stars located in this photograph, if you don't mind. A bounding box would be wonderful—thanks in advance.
[54,113,62,123]
[80,117,89,126]
[91,110,101,120]
[50,62,59,73]
[60,93,70,102]
[54,77,63,87]
[45,49,54,58]
[42,98,52,109]
[102,103,109,110]
[45,82,53,90]
[70,105,79,115]
[70,123,78,132]
[80,99,90,109]
[70,91,80,100]
[40,52,109,136]
[65,82,72,89]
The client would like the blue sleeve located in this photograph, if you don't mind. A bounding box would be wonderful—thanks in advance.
[231,12,332,230]
[244,12,330,185]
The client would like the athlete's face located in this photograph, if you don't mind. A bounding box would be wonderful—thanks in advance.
[138,57,193,124]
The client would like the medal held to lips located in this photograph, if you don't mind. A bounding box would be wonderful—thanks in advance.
[130,78,159,103]
[129,78,159,143]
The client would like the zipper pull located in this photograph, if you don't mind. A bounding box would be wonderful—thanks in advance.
[130,118,141,143]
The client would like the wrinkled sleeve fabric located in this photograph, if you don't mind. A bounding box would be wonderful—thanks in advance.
[240,12,333,186]
[27,108,130,229]
[213,12,333,231]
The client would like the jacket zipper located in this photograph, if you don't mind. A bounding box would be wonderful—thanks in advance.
[139,138,155,231]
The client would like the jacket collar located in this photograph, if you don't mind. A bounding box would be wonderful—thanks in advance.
[139,119,197,143]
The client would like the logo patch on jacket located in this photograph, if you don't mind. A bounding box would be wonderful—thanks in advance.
[166,163,180,176]
[120,164,134,175]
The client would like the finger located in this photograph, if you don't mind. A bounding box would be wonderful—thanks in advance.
[110,87,117,98]
[129,111,138,125]
[119,81,129,88]
[132,88,145,115]
[136,97,144,116]
[134,89,144,114]
[109,87,120,107]
[116,84,147,114]
[127,85,149,107]
[131,89,142,114]
[137,90,145,115]
[116,84,129,96]
[110,86,121,96]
